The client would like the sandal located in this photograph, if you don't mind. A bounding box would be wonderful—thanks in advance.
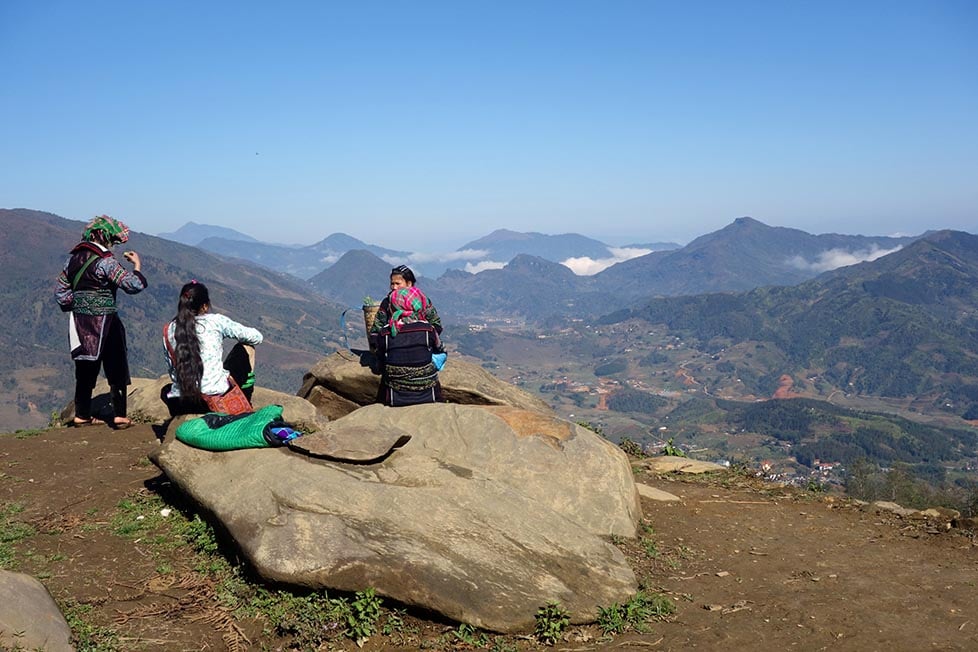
[112,417,133,430]
[69,417,106,428]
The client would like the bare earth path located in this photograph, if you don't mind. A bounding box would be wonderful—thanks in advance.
[2,424,977,651]
[633,475,978,651]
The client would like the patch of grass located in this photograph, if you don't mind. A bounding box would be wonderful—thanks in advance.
[179,514,219,555]
[60,599,121,652]
[596,591,676,635]
[247,587,349,647]
[534,601,570,645]
[0,502,35,569]
[641,537,660,559]
[13,428,45,439]
[110,491,168,540]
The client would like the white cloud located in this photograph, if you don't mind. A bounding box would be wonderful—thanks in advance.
[464,260,507,274]
[787,245,903,273]
[319,254,340,265]
[411,249,489,263]
[560,246,653,276]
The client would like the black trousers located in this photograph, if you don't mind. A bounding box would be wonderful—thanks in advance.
[73,317,130,419]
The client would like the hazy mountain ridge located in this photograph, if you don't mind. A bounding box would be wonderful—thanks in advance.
[195,233,409,280]
[157,221,259,245]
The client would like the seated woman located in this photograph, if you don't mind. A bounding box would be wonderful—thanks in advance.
[162,281,263,416]
[375,286,444,406]
[370,265,441,351]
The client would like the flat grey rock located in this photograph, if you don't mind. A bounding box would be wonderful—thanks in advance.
[288,425,411,462]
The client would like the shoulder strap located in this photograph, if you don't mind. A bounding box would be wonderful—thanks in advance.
[71,254,99,290]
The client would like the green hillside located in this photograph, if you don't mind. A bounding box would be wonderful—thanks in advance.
[600,230,978,419]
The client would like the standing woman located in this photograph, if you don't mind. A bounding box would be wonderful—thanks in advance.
[369,265,441,350]
[55,215,147,429]
[163,281,263,416]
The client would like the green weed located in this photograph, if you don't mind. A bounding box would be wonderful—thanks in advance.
[641,537,660,559]
[347,587,383,642]
[597,591,675,635]
[534,601,570,645]
[453,622,489,646]
[663,438,687,457]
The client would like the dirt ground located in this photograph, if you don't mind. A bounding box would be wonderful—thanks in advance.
[2,423,978,651]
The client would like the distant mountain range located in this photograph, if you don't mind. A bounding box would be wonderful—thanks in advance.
[592,217,915,297]
[598,229,978,419]
[155,222,682,280]
[157,224,410,279]
[0,209,347,431]
[404,217,918,323]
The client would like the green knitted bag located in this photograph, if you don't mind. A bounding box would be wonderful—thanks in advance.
[175,404,284,451]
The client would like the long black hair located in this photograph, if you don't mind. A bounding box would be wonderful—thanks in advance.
[173,281,209,397]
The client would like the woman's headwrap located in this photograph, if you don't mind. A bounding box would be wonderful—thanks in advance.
[82,215,130,244]
[389,286,429,336]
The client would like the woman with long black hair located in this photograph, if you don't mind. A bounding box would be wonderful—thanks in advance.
[162,281,263,415]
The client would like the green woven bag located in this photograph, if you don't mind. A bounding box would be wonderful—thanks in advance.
[175,404,284,451]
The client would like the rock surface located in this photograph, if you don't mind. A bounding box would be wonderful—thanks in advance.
[151,403,640,632]
[0,570,74,652]
[635,483,682,502]
[298,351,552,417]
[642,456,729,474]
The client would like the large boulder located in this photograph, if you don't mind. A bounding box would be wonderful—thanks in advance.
[152,403,641,632]
[0,570,74,652]
[298,351,552,418]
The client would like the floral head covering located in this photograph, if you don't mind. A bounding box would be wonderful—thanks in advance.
[389,286,429,336]
[82,215,130,244]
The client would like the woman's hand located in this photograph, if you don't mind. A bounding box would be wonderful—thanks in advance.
[123,250,142,272]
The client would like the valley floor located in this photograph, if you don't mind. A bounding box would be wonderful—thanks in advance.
[2,424,977,651]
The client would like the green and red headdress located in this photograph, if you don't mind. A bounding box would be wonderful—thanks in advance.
[82,215,130,244]
[389,286,429,336]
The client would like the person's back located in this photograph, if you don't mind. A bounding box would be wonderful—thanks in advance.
[376,286,443,406]
[163,281,262,415]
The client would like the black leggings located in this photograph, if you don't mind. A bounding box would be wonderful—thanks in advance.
[74,360,127,419]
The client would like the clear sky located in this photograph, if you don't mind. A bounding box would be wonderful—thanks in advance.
[2,1,976,252]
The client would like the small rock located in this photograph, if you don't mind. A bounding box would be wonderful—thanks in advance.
[635,483,681,502]
[871,501,918,517]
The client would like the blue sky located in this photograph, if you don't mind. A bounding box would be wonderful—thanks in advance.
[2,1,976,252]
